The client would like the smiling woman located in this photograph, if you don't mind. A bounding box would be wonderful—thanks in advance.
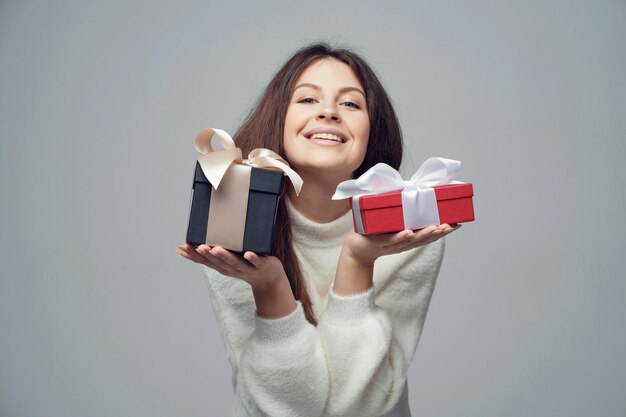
[176,43,457,417]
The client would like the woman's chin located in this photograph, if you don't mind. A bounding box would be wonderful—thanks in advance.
[293,162,356,181]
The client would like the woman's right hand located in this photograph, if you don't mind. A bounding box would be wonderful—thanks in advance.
[176,243,283,289]
[176,243,297,318]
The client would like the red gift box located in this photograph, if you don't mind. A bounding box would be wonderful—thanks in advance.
[349,183,475,235]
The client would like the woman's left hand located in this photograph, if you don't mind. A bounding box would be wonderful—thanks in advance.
[344,224,459,267]
[333,224,458,296]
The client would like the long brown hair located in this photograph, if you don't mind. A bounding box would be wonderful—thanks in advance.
[234,43,403,324]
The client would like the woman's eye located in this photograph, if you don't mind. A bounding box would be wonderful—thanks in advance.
[342,101,361,109]
[297,97,317,104]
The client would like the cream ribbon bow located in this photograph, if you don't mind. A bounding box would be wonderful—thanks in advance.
[195,128,303,195]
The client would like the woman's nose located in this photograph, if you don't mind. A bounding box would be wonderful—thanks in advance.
[316,106,340,122]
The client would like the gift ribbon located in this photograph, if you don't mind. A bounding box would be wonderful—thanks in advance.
[332,158,463,232]
[195,128,302,194]
[195,128,303,251]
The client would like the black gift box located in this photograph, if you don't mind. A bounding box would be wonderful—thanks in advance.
[186,162,284,255]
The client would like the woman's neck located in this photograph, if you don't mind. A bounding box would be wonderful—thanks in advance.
[288,172,351,224]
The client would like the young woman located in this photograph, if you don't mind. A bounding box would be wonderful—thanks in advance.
[177,43,458,417]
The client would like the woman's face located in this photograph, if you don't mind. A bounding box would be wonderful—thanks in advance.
[283,58,370,181]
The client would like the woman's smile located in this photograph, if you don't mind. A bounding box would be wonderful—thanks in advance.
[303,127,347,145]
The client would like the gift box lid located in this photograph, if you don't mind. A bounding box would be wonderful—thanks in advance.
[433,183,474,200]
[248,167,284,194]
[193,161,210,185]
[193,162,283,195]
[357,183,474,210]
[357,191,403,210]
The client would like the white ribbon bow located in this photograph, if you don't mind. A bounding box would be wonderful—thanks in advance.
[332,157,462,232]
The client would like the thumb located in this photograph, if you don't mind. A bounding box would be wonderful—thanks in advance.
[243,251,266,269]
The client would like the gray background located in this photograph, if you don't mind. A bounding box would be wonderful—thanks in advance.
[1,0,625,416]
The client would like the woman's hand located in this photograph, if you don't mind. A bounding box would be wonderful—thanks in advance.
[176,243,297,318]
[333,224,459,296]
[344,224,459,266]
[177,243,285,290]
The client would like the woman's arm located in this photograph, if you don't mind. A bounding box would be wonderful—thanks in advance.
[177,244,297,319]
[333,224,455,295]
[179,244,327,416]
[178,244,327,416]
[313,225,454,416]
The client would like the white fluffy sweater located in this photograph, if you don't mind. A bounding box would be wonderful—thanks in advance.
[203,200,445,417]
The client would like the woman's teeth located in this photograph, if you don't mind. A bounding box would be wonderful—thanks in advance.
[309,133,343,142]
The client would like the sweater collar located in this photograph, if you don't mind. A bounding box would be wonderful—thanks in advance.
[286,197,354,248]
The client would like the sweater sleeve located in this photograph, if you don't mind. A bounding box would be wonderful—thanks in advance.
[238,303,329,417]
[204,268,329,417]
[236,238,445,417]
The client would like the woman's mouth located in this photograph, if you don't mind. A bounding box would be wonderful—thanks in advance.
[308,133,343,143]
[304,128,347,144]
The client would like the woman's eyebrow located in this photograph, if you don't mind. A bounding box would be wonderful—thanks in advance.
[294,83,365,98]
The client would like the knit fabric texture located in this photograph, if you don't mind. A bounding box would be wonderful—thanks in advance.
[203,199,445,417]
